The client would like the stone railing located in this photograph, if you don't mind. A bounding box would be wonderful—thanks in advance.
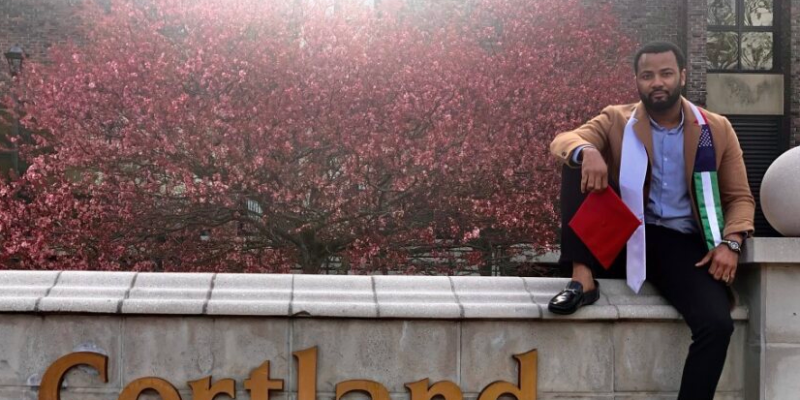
[0,237,797,400]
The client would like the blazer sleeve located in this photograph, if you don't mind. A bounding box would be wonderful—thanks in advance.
[716,117,756,237]
[550,106,615,168]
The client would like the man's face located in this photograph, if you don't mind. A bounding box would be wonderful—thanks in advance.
[635,51,686,112]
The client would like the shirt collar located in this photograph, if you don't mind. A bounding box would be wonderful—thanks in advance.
[648,109,685,133]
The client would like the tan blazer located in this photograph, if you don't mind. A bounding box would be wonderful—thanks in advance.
[550,97,755,239]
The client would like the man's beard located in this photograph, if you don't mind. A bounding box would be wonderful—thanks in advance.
[639,86,682,112]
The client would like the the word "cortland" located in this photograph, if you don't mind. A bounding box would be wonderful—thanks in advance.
[39,347,538,400]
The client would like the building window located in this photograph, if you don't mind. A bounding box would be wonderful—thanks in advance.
[707,0,775,71]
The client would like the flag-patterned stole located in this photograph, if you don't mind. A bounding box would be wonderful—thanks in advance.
[688,103,724,250]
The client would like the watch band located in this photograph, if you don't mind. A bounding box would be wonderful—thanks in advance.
[719,239,742,254]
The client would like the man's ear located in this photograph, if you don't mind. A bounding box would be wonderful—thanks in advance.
[680,68,687,86]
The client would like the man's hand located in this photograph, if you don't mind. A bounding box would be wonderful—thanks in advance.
[695,244,739,284]
[580,147,608,193]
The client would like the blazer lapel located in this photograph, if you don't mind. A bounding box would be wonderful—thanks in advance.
[632,102,654,162]
[682,98,700,188]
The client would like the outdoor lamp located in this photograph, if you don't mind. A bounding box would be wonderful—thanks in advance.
[4,44,25,76]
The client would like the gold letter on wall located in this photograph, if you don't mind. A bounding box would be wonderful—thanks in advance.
[405,379,463,400]
[477,350,537,400]
[118,377,182,400]
[336,380,390,400]
[39,352,108,400]
[244,361,284,400]
[189,376,236,400]
[293,347,318,400]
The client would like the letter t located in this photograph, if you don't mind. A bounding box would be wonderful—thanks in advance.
[245,361,284,400]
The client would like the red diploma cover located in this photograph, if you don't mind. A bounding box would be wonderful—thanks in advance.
[568,188,641,269]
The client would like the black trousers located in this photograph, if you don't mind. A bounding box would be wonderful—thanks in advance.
[558,165,734,400]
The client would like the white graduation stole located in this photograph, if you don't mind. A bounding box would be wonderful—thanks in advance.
[619,110,647,293]
[619,102,723,293]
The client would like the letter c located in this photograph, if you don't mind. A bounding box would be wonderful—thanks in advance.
[39,352,108,400]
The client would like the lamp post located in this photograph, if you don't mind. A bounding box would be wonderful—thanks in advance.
[4,44,25,77]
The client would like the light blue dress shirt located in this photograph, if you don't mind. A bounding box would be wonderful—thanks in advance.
[644,111,698,234]
[571,110,698,234]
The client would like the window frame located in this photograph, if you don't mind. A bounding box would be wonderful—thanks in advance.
[707,0,781,73]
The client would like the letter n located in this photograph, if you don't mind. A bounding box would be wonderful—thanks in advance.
[405,379,463,400]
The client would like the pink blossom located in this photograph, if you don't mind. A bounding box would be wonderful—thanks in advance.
[1,0,635,273]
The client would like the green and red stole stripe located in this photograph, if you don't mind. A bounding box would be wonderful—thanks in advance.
[688,103,724,250]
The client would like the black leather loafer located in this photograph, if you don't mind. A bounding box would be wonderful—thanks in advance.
[547,280,600,315]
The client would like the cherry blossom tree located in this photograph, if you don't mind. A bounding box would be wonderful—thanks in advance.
[0,0,636,273]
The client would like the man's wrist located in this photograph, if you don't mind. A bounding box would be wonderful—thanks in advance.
[576,145,597,163]
[571,145,596,165]
[723,232,745,245]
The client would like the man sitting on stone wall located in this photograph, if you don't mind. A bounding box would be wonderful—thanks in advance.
[548,41,755,400]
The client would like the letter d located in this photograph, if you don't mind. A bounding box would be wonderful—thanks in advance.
[477,350,537,400]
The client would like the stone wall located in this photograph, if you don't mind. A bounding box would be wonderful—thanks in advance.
[2,238,800,399]
[0,272,750,400]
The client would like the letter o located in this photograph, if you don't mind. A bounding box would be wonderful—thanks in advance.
[118,377,182,400]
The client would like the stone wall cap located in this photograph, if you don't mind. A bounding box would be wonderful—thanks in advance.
[742,237,800,264]
[0,271,748,321]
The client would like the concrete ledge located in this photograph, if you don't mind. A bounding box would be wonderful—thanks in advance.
[374,276,461,318]
[0,271,748,321]
[206,273,292,316]
[0,270,60,312]
[742,237,800,264]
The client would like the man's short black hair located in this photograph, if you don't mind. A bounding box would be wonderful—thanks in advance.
[633,41,686,74]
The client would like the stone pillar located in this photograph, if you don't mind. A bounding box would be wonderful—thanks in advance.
[791,0,800,147]
[737,237,800,400]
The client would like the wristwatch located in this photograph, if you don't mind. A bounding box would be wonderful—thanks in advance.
[719,239,742,254]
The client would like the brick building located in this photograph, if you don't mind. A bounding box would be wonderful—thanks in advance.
[1,0,798,235]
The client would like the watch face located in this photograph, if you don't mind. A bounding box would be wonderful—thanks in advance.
[728,241,741,251]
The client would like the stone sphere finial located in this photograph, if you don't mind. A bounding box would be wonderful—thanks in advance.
[760,146,800,236]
